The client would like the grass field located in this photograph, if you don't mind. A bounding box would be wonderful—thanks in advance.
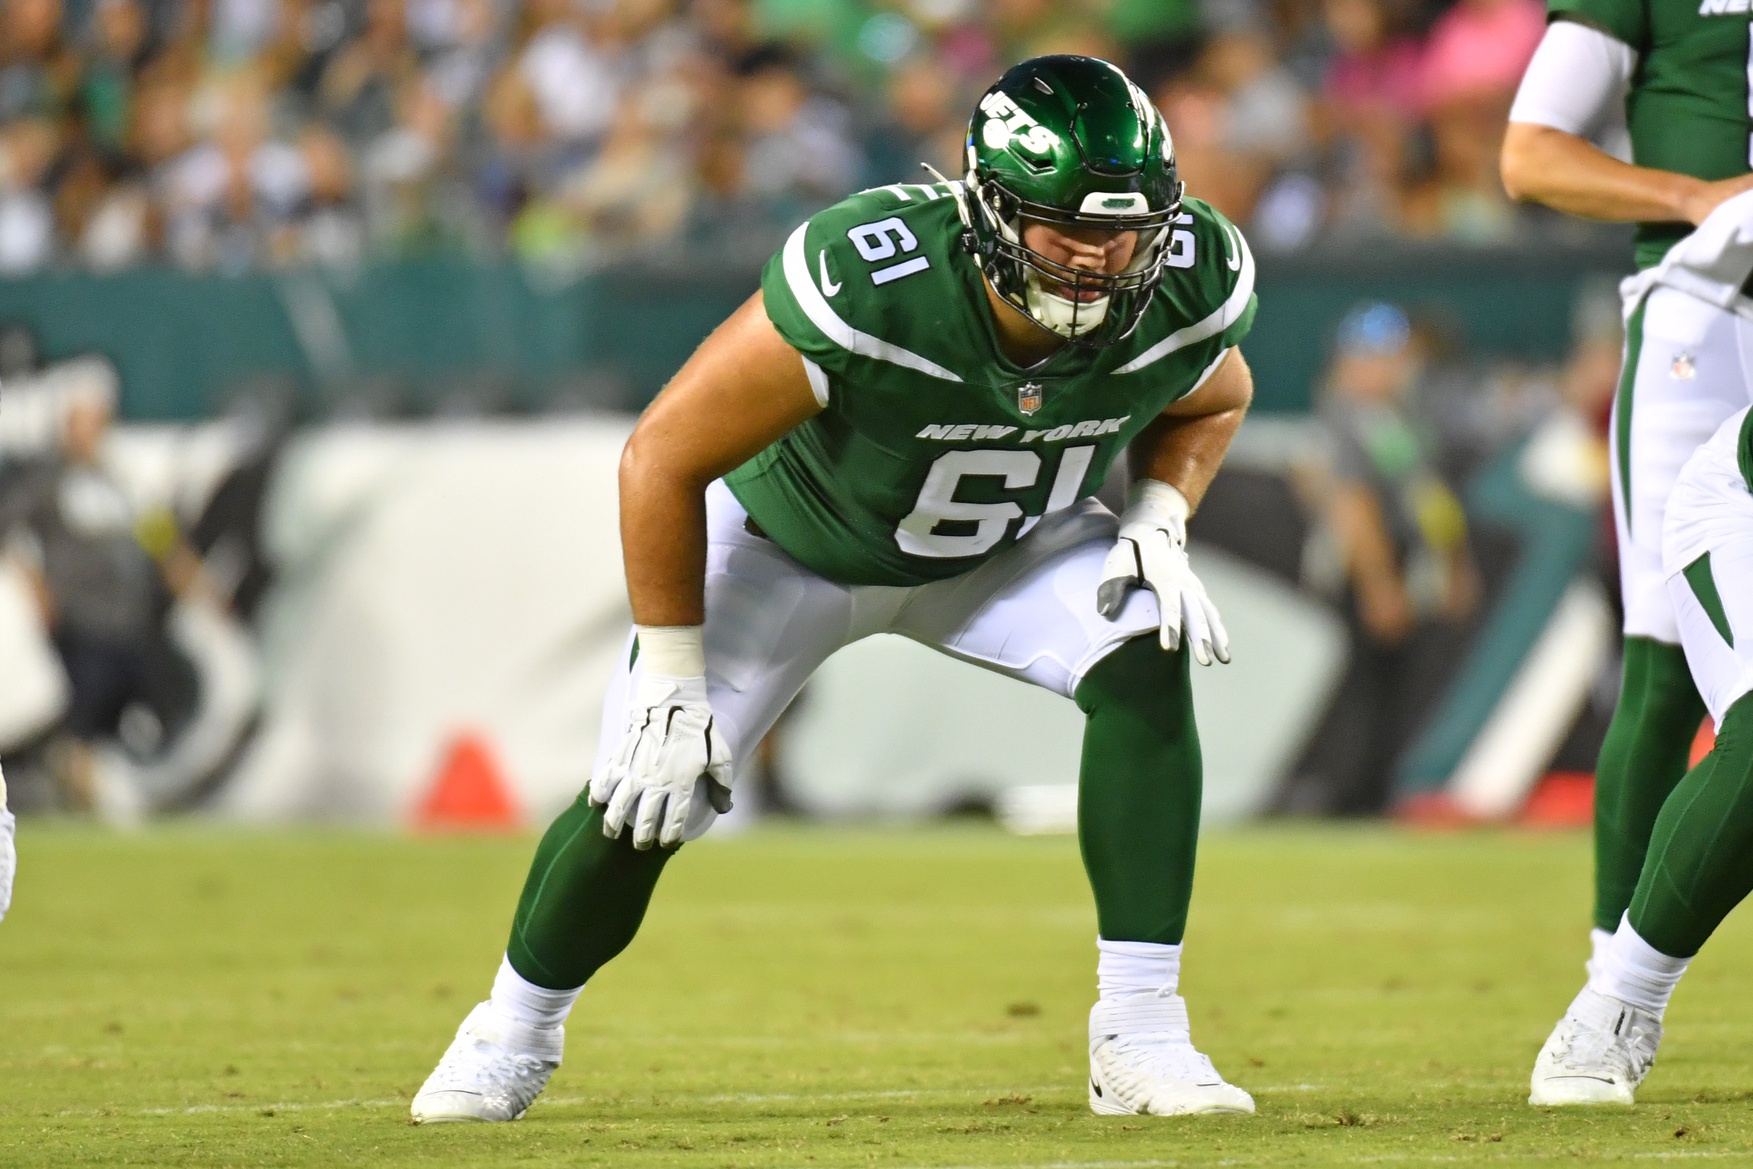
[6,824,1753,1167]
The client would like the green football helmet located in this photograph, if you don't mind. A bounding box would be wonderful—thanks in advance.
[955,55,1183,348]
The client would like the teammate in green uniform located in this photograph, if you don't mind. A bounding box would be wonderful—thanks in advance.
[1504,1,1753,1104]
[411,54,1260,1122]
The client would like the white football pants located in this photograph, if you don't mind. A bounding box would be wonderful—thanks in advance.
[1615,286,1753,641]
[1664,408,1753,726]
[594,480,1164,839]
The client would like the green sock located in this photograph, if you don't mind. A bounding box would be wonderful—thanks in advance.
[1593,637,1705,933]
[505,796,676,990]
[1629,694,1753,959]
[1074,635,1202,946]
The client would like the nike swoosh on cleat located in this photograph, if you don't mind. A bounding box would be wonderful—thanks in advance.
[819,250,842,296]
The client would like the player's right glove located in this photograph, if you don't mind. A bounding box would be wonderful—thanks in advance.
[588,627,733,851]
[1097,479,1231,666]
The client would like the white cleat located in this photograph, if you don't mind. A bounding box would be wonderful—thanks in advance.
[1088,994,1255,1116]
[1529,987,1661,1106]
[411,1003,563,1123]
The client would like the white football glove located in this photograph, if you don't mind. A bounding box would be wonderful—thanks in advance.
[589,628,733,850]
[1096,480,1231,666]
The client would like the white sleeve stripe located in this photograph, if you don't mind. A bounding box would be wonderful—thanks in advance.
[779,223,963,383]
[800,355,830,407]
[1113,225,1256,375]
[1507,20,1634,137]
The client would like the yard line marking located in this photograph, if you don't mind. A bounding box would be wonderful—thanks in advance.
[70,1083,1082,1119]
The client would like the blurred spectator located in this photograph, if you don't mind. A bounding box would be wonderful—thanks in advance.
[0,117,56,269]
[1282,302,1479,816]
[0,0,75,125]
[863,53,962,189]
[1317,0,1418,238]
[0,375,195,803]
[1418,0,1543,112]
[80,0,150,160]
[509,0,622,157]
[736,47,860,211]
[318,0,415,147]
[161,71,311,268]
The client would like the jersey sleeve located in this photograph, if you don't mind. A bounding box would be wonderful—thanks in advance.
[761,190,920,388]
[1508,19,1635,133]
[1546,0,1646,54]
[1110,200,1256,401]
[1189,200,1258,354]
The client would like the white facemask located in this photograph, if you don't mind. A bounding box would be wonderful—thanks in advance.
[1023,271,1110,338]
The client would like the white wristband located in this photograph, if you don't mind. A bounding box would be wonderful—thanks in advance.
[636,625,706,678]
[1125,479,1191,527]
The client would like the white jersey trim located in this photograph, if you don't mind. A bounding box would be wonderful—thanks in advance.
[1185,346,1232,399]
[781,223,964,383]
[800,355,830,407]
[1113,223,1255,375]
[1507,19,1634,137]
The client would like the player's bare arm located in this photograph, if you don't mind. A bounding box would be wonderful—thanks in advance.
[1093,352,1250,665]
[1131,346,1251,509]
[581,293,824,854]
[1501,124,1753,225]
[618,292,822,628]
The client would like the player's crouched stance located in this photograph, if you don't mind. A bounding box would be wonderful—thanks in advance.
[1531,406,1753,1106]
[413,55,1258,1123]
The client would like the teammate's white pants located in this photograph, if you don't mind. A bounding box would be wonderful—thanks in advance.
[595,481,1164,839]
[1614,286,1753,641]
[1664,408,1753,726]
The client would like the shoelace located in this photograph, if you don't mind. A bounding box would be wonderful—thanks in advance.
[1552,1015,1638,1079]
[1103,1031,1222,1084]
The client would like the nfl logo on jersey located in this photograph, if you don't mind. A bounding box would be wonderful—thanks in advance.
[1017,382,1044,415]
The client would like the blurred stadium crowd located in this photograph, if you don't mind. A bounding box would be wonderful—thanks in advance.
[0,0,1581,275]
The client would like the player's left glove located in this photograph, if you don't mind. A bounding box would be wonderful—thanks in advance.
[1096,480,1231,666]
[588,627,733,850]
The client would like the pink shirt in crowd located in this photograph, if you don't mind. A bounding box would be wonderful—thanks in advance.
[1324,39,1425,117]
[1419,0,1545,107]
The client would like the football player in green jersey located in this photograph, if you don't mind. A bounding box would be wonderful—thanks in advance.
[412,55,1260,1122]
[1504,3,1753,1105]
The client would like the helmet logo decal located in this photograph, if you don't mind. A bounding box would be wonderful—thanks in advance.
[978,91,1060,155]
[1016,382,1045,416]
[1078,191,1149,216]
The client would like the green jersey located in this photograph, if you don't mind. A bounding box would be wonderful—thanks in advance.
[724,182,1256,588]
[1548,0,1753,267]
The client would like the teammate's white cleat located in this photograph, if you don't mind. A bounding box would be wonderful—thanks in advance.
[1087,994,1255,1116]
[411,1003,563,1123]
[1529,987,1661,1106]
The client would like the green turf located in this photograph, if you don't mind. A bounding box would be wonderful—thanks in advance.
[5,824,1753,1166]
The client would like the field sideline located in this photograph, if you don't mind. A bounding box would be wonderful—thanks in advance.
[6,824,1753,1166]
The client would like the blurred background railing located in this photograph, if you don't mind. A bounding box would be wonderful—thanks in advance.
[0,236,1628,420]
